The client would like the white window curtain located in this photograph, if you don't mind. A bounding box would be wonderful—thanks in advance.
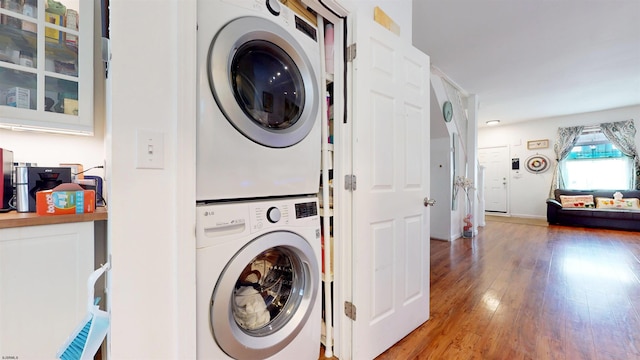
[600,119,639,189]
[549,125,584,197]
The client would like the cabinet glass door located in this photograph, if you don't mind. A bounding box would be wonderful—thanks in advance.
[0,0,92,134]
[0,0,38,110]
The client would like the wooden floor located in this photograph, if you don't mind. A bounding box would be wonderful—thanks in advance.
[321,219,640,359]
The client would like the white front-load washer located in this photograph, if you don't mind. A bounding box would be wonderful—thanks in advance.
[197,0,322,201]
[196,196,321,359]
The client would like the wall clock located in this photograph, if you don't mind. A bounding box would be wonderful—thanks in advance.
[442,101,453,122]
[527,139,549,150]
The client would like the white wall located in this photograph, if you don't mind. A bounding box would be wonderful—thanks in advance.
[0,127,105,175]
[106,0,196,358]
[478,105,640,219]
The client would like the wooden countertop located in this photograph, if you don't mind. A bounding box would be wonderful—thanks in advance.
[0,207,108,229]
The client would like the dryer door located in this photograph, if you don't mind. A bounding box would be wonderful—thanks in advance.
[210,230,319,359]
[207,16,320,148]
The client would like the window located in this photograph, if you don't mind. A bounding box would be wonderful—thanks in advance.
[560,128,634,190]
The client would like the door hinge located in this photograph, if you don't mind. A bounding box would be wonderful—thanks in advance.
[346,43,357,62]
[345,301,357,321]
[345,174,357,191]
[101,37,111,78]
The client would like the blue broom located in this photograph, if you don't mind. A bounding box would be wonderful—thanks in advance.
[57,262,111,360]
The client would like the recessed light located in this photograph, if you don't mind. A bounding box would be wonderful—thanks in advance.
[486,120,500,126]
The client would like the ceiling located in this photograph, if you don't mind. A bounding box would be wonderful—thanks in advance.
[412,0,640,128]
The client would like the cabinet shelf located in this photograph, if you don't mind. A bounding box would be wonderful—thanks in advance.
[321,235,333,282]
[319,207,333,217]
[323,272,333,282]
[322,143,334,151]
[325,72,334,84]
[0,61,35,75]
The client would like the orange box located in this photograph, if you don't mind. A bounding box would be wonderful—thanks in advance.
[36,184,95,215]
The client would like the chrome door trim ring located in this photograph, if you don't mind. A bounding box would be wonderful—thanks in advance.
[210,230,319,359]
[208,16,319,148]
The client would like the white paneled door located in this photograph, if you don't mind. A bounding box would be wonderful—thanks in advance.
[478,147,509,213]
[349,9,431,360]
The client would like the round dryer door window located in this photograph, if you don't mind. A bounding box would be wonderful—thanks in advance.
[208,16,320,148]
[232,40,305,132]
[210,231,319,359]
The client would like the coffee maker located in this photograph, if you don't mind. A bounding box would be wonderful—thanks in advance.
[0,149,13,211]
[16,166,72,212]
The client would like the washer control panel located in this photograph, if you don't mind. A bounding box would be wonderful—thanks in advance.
[196,198,319,247]
[251,202,289,231]
[294,201,318,218]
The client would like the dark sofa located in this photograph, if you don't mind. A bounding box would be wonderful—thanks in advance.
[547,189,640,231]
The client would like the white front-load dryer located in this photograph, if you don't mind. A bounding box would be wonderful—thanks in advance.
[196,196,321,359]
[197,0,322,201]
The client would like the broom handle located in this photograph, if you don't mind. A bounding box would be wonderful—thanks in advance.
[87,262,111,311]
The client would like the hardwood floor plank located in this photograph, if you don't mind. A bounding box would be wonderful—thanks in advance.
[565,322,597,360]
[535,335,565,360]
[612,300,640,356]
[322,221,640,360]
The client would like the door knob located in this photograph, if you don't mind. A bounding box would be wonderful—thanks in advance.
[424,198,436,207]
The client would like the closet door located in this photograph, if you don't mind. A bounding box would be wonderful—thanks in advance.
[349,8,431,360]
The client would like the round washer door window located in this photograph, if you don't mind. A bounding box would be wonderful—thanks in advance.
[210,231,319,359]
[208,16,319,148]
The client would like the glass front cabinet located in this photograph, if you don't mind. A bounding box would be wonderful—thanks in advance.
[0,0,93,134]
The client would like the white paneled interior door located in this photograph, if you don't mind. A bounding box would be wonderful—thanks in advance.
[478,147,509,213]
[349,9,431,360]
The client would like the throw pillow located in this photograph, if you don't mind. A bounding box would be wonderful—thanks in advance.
[595,197,640,210]
[559,195,595,208]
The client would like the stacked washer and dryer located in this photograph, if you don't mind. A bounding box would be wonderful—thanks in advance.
[195,0,323,359]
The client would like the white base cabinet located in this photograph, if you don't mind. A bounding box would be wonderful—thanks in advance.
[0,221,94,359]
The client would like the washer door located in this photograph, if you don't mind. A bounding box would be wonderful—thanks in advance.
[210,231,319,360]
[208,16,319,148]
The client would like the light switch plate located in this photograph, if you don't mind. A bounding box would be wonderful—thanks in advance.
[136,129,164,169]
